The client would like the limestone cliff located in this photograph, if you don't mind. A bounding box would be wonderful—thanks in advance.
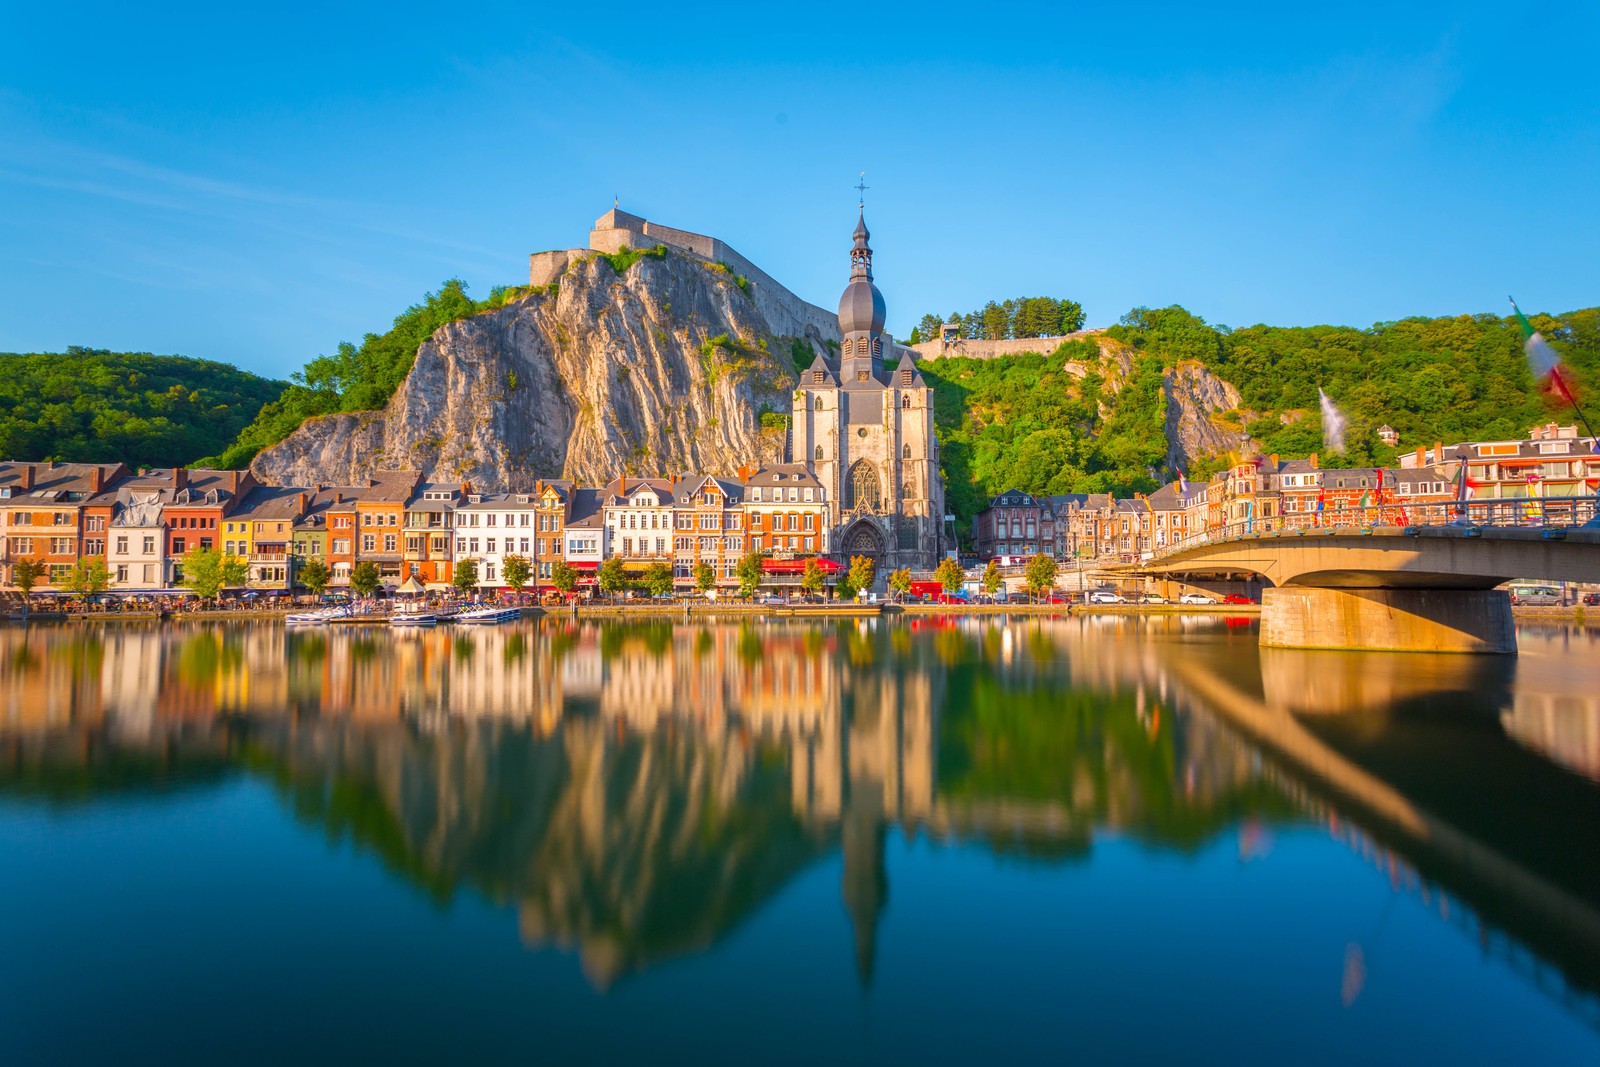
[1162,360,1246,472]
[250,247,837,488]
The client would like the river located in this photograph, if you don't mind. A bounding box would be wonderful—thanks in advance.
[2,615,1598,1064]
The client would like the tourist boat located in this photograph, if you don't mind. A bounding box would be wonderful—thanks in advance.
[285,606,349,626]
[452,605,522,625]
[390,606,437,627]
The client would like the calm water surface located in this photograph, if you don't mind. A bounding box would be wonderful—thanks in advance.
[3,614,1599,1064]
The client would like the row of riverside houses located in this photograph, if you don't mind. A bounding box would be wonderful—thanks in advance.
[0,460,836,596]
[971,423,1600,565]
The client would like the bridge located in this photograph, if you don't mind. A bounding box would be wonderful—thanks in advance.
[1121,498,1600,653]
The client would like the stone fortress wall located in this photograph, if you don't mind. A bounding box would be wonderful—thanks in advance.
[910,328,1105,362]
[531,208,843,343]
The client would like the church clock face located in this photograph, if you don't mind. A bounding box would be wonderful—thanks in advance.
[857,427,867,438]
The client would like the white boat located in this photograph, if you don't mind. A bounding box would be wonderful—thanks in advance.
[391,608,437,626]
[286,606,349,626]
[452,605,522,625]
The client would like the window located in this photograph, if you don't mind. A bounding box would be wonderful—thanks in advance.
[50,537,72,554]
[803,488,813,502]
[115,536,128,554]
[383,533,397,552]
[812,370,824,383]
[751,488,762,502]
[362,534,375,552]
[486,538,497,554]
[902,444,911,459]
[856,370,869,381]
[788,487,798,502]
[901,375,912,389]
[814,395,823,410]
[815,446,824,461]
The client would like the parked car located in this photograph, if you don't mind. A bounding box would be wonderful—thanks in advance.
[1179,593,1218,605]
[1088,591,1126,604]
[1222,593,1256,605]
[1139,593,1168,604]
[757,595,784,605]
[1585,592,1600,606]
[1041,593,1071,605]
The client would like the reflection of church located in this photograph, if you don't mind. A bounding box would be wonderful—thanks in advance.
[791,211,944,572]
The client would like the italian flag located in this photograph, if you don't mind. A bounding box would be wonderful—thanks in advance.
[1511,297,1579,407]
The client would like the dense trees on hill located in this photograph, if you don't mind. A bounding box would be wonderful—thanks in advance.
[910,297,1086,344]
[925,305,1600,531]
[0,348,285,469]
[199,279,525,468]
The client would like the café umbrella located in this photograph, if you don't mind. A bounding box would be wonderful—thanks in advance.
[397,575,427,597]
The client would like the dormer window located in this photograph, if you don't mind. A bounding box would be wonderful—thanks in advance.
[900,371,912,386]
[812,370,824,383]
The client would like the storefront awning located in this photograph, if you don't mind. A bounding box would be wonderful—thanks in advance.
[762,556,840,574]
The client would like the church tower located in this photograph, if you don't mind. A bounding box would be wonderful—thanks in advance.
[790,207,945,576]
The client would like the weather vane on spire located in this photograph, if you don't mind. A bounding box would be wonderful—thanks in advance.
[854,171,868,208]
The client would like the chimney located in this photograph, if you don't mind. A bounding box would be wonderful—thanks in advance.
[297,492,308,513]
[1310,454,1319,470]
[1269,454,1278,469]
[88,467,103,492]
[17,465,33,491]
[535,479,544,495]
[172,468,187,493]
[1414,447,1424,467]
[1433,441,1442,463]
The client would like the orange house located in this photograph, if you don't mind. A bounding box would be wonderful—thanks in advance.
[0,462,130,588]
[353,471,420,589]
[164,469,255,584]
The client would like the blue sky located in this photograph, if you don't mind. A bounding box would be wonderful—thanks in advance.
[2,1,1596,379]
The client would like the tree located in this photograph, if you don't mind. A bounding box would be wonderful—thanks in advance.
[453,557,479,596]
[298,555,331,596]
[597,556,627,598]
[918,313,946,342]
[694,561,716,596]
[1024,553,1059,599]
[65,555,110,602]
[800,558,826,596]
[906,327,922,345]
[834,573,857,601]
[10,558,47,617]
[350,560,381,597]
[848,554,876,596]
[503,554,532,594]
[735,551,767,598]
[643,561,675,598]
[981,559,1003,596]
[551,559,577,597]
[887,567,912,601]
[935,557,965,595]
[179,547,245,600]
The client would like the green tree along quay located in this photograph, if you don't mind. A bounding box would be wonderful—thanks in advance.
[297,556,331,595]
[935,557,966,595]
[597,557,628,598]
[643,561,675,598]
[981,560,1003,596]
[888,567,913,601]
[178,547,247,600]
[801,558,826,597]
[917,297,1085,342]
[834,573,856,601]
[65,556,111,601]
[551,560,577,597]
[10,558,47,595]
[735,551,768,599]
[350,560,381,598]
[452,557,479,596]
[502,554,532,594]
[1024,554,1058,599]
[848,555,876,596]
[694,562,716,597]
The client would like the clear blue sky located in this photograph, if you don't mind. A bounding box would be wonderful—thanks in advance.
[2,1,1596,379]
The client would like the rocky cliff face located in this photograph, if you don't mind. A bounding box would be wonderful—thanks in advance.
[251,248,837,488]
[1162,361,1245,472]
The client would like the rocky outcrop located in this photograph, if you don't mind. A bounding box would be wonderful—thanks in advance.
[251,248,838,488]
[1163,361,1246,472]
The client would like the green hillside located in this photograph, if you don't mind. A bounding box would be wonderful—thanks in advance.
[0,348,286,470]
[925,305,1600,529]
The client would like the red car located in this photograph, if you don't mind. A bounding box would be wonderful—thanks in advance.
[1222,593,1257,605]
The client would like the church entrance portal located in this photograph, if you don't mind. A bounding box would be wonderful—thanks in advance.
[841,521,886,576]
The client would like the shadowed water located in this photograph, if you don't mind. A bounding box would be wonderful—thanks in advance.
[2,615,1599,1065]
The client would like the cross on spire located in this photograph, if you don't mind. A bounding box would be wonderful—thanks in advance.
[854,171,868,208]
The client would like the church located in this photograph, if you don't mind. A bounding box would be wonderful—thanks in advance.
[791,211,944,572]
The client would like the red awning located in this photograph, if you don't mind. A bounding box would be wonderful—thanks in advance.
[567,561,598,570]
[762,556,840,574]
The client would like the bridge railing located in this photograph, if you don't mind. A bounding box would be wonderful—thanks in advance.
[1146,495,1600,564]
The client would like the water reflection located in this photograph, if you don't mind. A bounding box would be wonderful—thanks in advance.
[2,615,1599,1025]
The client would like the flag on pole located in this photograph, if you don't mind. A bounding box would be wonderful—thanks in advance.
[1511,297,1593,437]
[1177,471,1189,496]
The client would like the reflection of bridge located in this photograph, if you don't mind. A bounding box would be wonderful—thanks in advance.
[1128,504,1600,652]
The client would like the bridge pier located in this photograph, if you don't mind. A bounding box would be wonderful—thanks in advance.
[1260,587,1516,654]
